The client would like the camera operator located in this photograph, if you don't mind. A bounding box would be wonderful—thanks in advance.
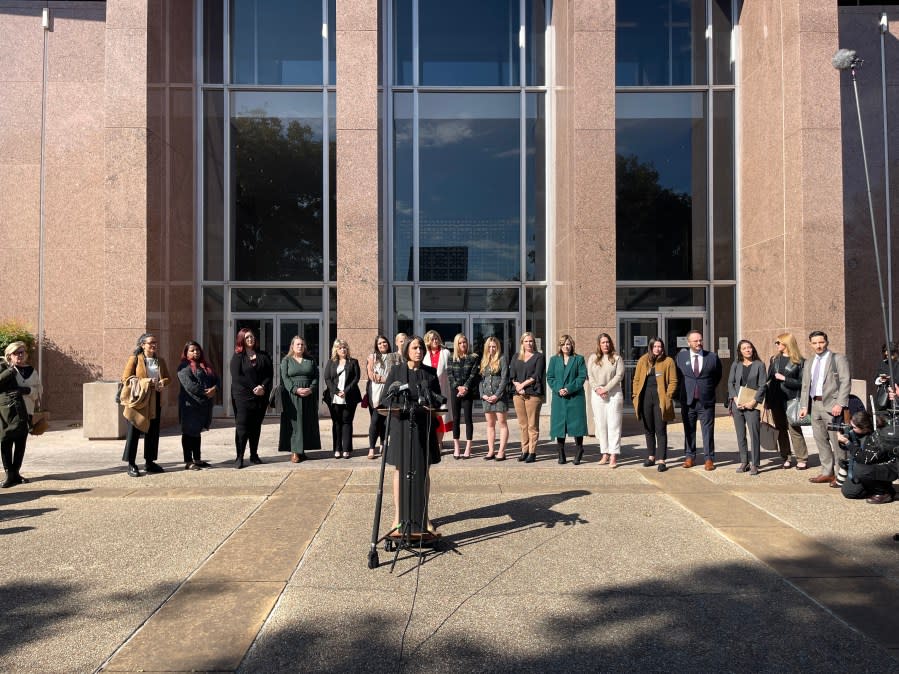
[873,342,898,411]
[836,410,897,504]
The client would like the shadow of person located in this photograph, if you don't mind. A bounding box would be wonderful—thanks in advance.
[432,489,590,550]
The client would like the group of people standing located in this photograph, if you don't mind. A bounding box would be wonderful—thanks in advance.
[107,325,896,508]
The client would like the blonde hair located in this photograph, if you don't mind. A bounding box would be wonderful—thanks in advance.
[330,339,350,360]
[423,330,443,350]
[517,332,537,360]
[556,334,576,356]
[4,341,26,364]
[777,332,802,365]
[480,336,502,375]
[593,333,618,365]
[452,333,470,361]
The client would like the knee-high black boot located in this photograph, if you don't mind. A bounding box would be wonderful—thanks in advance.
[574,437,584,465]
[557,438,567,464]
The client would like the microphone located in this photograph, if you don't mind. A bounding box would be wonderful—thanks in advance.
[832,48,862,70]
[382,381,409,401]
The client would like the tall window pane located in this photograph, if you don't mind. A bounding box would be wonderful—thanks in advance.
[231,92,324,281]
[526,0,546,86]
[419,0,520,86]
[712,0,734,85]
[616,92,708,280]
[203,0,223,83]
[393,93,413,281]
[204,90,225,280]
[328,92,337,281]
[616,0,707,86]
[419,93,521,282]
[231,0,323,85]
[713,91,735,280]
[526,93,546,281]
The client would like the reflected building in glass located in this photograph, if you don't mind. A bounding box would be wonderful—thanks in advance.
[0,0,891,418]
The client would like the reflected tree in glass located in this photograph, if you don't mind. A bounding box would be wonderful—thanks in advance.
[232,107,324,281]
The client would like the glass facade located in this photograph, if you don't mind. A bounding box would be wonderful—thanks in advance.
[388,0,548,338]
[200,0,335,408]
[616,0,737,394]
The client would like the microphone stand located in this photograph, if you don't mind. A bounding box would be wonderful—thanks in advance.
[845,58,897,417]
[367,395,398,570]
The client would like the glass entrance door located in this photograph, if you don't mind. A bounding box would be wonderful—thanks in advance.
[618,313,706,407]
[228,314,322,416]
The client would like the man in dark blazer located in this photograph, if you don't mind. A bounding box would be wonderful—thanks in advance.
[799,330,851,485]
[677,330,722,470]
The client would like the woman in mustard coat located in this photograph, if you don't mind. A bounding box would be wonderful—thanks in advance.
[631,337,678,472]
[547,334,588,464]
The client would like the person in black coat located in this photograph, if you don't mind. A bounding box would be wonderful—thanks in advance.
[322,339,362,458]
[382,335,442,532]
[767,332,809,469]
[230,328,273,468]
[177,341,219,470]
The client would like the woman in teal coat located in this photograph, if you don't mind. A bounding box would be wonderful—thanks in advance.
[547,334,588,464]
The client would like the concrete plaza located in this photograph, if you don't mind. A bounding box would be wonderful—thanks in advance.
[2,413,898,673]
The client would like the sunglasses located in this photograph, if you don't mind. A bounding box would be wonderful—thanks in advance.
[12,349,25,356]
[774,341,781,345]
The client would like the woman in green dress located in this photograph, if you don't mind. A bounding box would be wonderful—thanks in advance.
[280,336,321,462]
[547,334,588,465]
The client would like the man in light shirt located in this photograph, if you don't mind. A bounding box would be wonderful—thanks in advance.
[799,331,851,484]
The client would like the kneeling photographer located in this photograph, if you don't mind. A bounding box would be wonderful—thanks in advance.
[836,410,898,505]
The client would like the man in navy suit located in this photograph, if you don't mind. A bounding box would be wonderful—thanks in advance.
[676,330,722,470]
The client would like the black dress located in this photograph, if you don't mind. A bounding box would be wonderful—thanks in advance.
[383,364,442,468]
[382,363,442,530]
[230,350,274,458]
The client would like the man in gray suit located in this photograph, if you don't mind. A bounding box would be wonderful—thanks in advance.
[799,331,851,484]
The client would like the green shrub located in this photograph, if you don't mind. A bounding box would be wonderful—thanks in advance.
[0,320,37,357]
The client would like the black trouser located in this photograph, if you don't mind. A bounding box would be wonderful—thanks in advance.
[641,384,667,459]
[450,396,473,441]
[330,402,357,453]
[368,405,386,448]
[182,435,201,464]
[235,400,266,459]
[0,435,27,475]
[122,399,160,465]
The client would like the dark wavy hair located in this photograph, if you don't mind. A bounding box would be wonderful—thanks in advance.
[132,333,156,356]
[647,337,666,363]
[180,340,214,375]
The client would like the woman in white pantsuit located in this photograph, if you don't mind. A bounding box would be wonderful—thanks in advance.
[587,333,625,467]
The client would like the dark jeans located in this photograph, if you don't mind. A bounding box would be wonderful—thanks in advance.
[0,435,27,475]
[641,387,667,460]
[368,405,386,448]
[450,396,474,440]
[329,402,357,453]
[682,400,716,459]
[122,399,160,465]
[182,434,201,463]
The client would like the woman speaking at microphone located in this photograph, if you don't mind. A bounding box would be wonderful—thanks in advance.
[382,335,442,533]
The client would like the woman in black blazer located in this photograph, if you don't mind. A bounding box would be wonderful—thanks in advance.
[727,339,767,476]
[323,339,362,458]
[230,328,274,468]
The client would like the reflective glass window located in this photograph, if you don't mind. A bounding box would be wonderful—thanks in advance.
[204,90,225,280]
[525,287,546,344]
[419,0,520,86]
[328,92,336,281]
[526,94,546,281]
[231,0,323,85]
[420,288,519,312]
[231,92,324,281]
[203,287,225,405]
[395,286,414,335]
[616,287,706,311]
[616,0,707,86]
[328,0,336,85]
[713,91,735,280]
[203,0,224,83]
[419,93,521,282]
[616,92,708,281]
[712,0,734,85]
[231,287,323,311]
[526,0,546,86]
[393,93,413,281]
[393,0,413,85]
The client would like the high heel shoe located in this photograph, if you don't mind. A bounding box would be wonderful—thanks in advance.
[657,462,668,472]
[235,456,245,469]
[484,452,495,461]
[249,454,263,464]
[525,453,536,463]
[643,457,655,467]
[517,451,528,462]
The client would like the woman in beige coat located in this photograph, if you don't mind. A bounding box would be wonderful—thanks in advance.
[631,337,678,472]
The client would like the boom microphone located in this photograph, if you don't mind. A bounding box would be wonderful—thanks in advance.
[832,48,861,70]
